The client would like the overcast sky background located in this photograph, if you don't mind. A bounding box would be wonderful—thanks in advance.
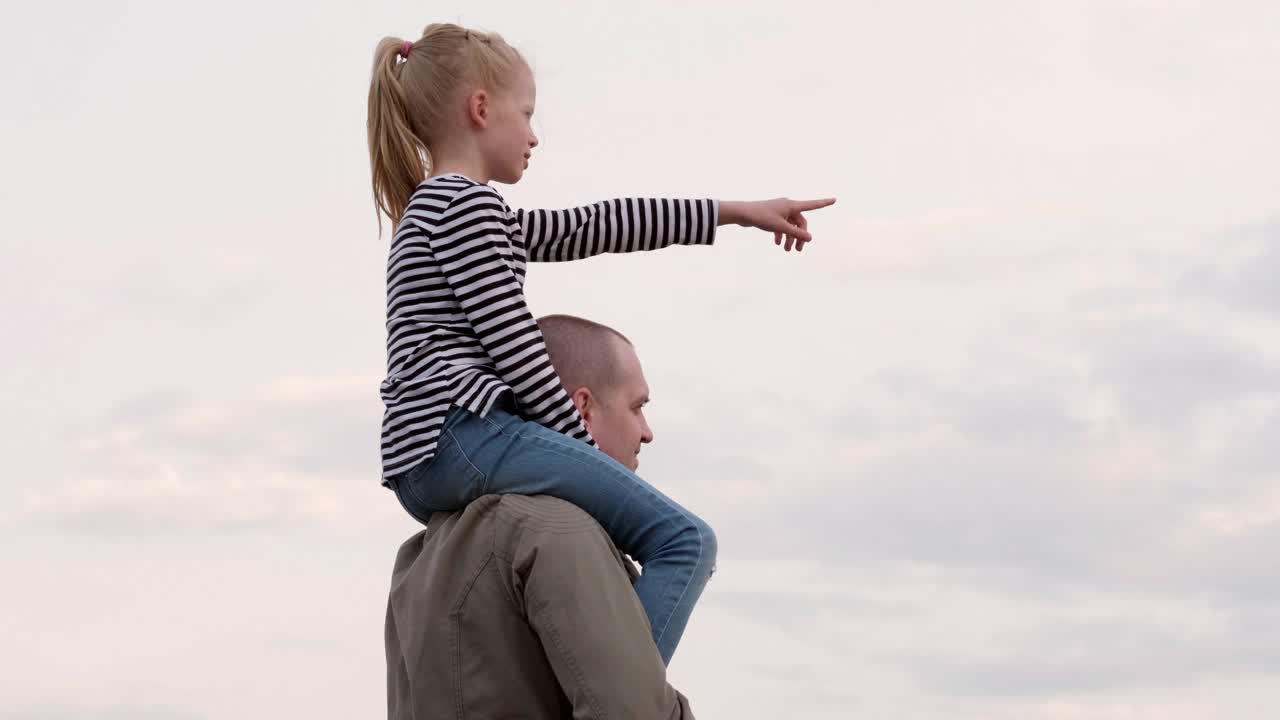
[2,1,1279,718]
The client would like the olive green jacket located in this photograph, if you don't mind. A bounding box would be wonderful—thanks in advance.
[386,494,695,719]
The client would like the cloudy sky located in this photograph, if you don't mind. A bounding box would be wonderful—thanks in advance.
[3,0,1279,718]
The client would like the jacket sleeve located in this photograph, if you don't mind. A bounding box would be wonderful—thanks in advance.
[426,184,592,443]
[521,521,696,719]
[516,197,718,262]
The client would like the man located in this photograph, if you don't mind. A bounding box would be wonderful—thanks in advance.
[385,314,696,719]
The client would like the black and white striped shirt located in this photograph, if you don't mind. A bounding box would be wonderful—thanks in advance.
[380,173,718,482]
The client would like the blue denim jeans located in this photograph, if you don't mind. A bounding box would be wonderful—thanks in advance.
[390,400,716,665]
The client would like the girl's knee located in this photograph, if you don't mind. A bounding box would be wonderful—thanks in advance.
[679,514,717,576]
[697,518,717,561]
[700,526,718,579]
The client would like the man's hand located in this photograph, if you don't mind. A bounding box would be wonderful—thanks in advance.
[719,197,837,252]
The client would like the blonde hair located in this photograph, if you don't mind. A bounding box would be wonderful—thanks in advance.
[367,23,527,231]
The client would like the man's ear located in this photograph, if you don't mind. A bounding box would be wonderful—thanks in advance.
[466,89,489,129]
[570,386,594,423]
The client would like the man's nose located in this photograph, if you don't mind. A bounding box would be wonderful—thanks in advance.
[529,133,539,149]
[640,422,654,444]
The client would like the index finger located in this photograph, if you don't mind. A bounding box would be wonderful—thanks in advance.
[794,197,837,212]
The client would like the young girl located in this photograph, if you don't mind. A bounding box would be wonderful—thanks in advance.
[368,23,834,665]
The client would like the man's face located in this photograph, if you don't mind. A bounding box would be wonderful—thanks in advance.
[578,341,653,472]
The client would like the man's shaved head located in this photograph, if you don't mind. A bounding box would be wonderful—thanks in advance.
[537,314,653,470]
[537,311,655,468]
[536,314,633,394]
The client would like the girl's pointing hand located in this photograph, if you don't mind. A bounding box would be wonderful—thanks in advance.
[719,197,837,253]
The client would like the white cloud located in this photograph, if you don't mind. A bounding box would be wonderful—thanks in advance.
[1179,219,1280,315]
[20,376,392,535]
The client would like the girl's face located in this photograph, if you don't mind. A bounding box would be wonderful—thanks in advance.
[482,66,539,184]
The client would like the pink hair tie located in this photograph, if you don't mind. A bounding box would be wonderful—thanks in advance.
[400,40,413,58]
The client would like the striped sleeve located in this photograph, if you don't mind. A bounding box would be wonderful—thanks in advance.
[516,198,719,263]
[426,184,594,444]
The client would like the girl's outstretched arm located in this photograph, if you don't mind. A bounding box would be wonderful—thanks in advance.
[516,195,837,261]
[516,198,719,263]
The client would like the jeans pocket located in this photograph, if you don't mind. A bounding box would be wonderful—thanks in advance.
[401,427,488,513]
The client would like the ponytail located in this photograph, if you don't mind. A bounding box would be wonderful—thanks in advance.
[367,37,428,233]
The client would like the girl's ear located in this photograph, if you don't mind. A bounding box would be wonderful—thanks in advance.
[467,89,489,129]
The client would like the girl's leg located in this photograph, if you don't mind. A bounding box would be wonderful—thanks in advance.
[405,402,716,665]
